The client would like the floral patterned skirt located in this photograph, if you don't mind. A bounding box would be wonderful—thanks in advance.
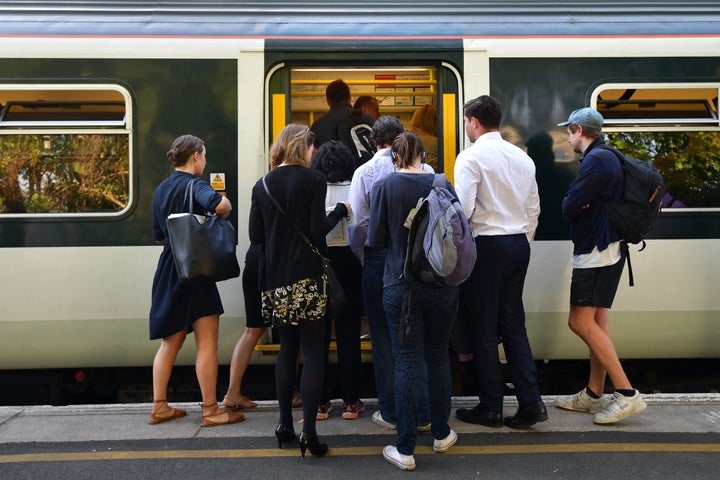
[261,274,327,327]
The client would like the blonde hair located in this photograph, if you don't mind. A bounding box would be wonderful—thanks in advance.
[410,104,438,136]
[269,124,315,169]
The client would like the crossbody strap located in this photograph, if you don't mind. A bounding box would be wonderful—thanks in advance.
[261,176,324,260]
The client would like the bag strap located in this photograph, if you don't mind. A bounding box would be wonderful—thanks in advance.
[261,176,326,261]
[622,241,635,287]
[182,178,196,213]
[432,173,446,188]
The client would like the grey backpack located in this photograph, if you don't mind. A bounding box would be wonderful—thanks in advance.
[402,174,476,287]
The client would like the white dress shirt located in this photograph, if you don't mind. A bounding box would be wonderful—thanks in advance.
[454,131,540,242]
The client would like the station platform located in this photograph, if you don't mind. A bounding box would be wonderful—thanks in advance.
[2,393,719,444]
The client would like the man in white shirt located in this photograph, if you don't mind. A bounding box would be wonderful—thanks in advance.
[453,95,546,429]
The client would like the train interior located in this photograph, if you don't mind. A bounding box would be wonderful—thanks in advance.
[254,65,450,355]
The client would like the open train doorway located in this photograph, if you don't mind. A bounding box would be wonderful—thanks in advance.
[265,63,463,179]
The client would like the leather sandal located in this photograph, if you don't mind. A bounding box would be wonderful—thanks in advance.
[148,399,187,425]
[222,394,257,410]
[201,403,245,427]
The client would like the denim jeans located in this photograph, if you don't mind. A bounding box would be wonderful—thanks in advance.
[383,282,458,455]
[363,248,430,425]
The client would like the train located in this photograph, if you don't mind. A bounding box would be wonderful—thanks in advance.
[1,1,719,374]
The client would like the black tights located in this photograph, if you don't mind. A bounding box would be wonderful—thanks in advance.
[275,316,326,436]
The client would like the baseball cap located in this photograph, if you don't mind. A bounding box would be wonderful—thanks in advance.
[557,107,604,129]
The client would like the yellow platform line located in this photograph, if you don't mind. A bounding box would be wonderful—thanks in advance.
[2,443,720,464]
[255,341,372,353]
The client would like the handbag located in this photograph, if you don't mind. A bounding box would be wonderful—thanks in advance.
[262,176,349,317]
[166,179,241,283]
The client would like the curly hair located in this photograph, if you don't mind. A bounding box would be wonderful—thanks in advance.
[167,134,204,167]
[269,124,315,169]
[311,140,356,183]
[370,115,405,148]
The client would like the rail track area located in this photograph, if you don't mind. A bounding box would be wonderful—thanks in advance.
[2,359,719,406]
[1,395,719,480]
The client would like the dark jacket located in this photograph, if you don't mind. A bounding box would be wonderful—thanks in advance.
[310,102,375,149]
[368,172,456,287]
[249,165,346,290]
[562,138,624,255]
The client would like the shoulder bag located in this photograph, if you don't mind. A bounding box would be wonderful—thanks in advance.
[262,176,348,318]
[166,179,241,283]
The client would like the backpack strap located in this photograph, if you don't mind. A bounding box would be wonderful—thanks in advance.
[432,173,446,188]
[622,241,635,287]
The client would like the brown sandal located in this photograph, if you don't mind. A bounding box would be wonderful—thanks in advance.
[222,394,257,410]
[201,403,245,427]
[148,399,187,425]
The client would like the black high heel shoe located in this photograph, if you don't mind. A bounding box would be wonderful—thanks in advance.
[275,424,296,448]
[298,431,328,459]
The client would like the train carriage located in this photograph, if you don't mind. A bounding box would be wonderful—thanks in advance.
[0,1,718,377]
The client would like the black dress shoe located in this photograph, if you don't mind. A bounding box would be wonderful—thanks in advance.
[503,400,548,429]
[455,404,503,428]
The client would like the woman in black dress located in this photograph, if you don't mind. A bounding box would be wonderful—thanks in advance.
[149,134,244,427]
[250,124,348,458]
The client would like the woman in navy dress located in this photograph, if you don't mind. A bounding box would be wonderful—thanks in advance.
[148,134,244,427]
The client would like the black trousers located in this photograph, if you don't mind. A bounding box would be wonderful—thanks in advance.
[458,234,541,413]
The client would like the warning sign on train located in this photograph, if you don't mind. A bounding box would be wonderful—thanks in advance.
[210,173,226,191]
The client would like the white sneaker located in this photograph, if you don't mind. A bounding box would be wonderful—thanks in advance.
[593,390,647,424]
[555,389,607,414]
[433,429,457,453]
[417,422,431,432]
[372,410,397,430]
[383,445,415,471]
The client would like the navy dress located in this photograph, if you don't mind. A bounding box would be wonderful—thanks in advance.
[149,171,225,340]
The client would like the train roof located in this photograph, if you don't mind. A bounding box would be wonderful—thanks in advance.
[1,1,720,38]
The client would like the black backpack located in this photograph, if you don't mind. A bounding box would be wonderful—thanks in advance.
[336,109,376,167]
[600,144,664,286]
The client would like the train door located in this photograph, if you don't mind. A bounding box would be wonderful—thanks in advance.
[265,62,463,181]
[259,59,463,356]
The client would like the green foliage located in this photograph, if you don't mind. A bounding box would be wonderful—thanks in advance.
[0,133,129,213]
[607,131,720,207]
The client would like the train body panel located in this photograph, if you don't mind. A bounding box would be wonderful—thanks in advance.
[0,1,719,370]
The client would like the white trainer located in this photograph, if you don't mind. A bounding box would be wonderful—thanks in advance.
[383,445,416,471]
[555,389,607,414]
[433,429,458,453]
[372,410,397,430]
[593,390,647,424]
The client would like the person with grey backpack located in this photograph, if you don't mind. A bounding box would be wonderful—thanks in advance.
[368,131,459,471]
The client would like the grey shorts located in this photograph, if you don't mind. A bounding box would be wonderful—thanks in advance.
[570,254,626,308]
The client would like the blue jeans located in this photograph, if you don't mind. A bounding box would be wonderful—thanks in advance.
[363,248,430,425]
[384,282,458,455]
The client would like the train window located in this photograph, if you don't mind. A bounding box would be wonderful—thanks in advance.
[592,84,720,209]
[594,84,719,127]
[0,85,131,216]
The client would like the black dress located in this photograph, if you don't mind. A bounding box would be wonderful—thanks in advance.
[149,171,225,340]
